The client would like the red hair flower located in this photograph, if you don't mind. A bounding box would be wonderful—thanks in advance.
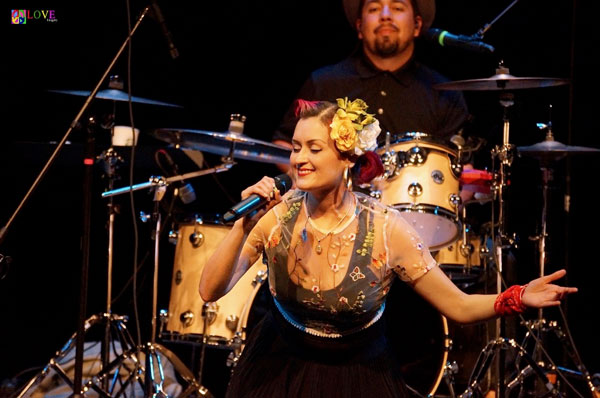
[355,151,384,185]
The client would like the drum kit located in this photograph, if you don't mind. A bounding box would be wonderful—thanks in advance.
[12,64,600,398]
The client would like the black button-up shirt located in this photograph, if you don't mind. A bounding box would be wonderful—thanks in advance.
[274,50,470,145]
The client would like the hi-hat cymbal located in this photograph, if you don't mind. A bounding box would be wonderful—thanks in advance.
[153,128,291,164]
[518,140,600,161]
[434,73,569,91]
[49,89,183,108]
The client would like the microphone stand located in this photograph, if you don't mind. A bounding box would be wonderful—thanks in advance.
[471,0,520,40]
[2,7,150,397]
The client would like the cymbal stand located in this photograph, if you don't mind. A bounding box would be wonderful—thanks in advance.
[100,145,139,391]
[489,81,518,398]
[2,7,153,397]
[13,126,138,398]
[90,173,228,397]
[516,141,598,398]
[515,318,598,398]
[459,338,562,398]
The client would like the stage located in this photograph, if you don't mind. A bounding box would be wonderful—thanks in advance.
[2,1,599,397]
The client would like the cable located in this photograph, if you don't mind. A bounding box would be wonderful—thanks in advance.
[124,0,142,350]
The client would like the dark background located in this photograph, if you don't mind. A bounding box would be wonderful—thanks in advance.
[2,0,599,396]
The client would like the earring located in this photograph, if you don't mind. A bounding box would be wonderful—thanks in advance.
[343,166,352,190]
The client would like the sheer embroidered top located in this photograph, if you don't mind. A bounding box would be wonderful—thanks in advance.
[245,189,437,337]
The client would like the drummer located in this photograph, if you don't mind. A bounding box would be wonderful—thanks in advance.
[272,0,472,182]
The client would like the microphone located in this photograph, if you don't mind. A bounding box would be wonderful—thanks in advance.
[150,0,179,59]
[423,28,495,54]
[223,174,293,222]
[156,149,196,204]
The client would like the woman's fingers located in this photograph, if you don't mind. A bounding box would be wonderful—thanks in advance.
[241,177,276,200]
[541,269,567,284]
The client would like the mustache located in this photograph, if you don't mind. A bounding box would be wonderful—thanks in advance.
[375,24,399,33]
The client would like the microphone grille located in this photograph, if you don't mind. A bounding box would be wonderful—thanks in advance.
[274,173,293,194]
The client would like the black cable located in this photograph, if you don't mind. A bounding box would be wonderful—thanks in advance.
[124,0,142,350]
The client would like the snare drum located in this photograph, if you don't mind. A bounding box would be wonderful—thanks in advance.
[163,221,267,348]
[373,132,461,250]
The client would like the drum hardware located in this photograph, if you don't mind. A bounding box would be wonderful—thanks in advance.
[432,67,569,92]
[515,319,598,397]
[99,165,236,396]
[98,143,136,391]
[101,160,234,199]
[14,138,143,397]
[514,121,599,398]
[374,132,462,250]
[14,313,137,398]
[459,338,562,398]
[441,361,460,398]
[435,204,490,290]
[162,221,268,383]
[152,114,292,165]
[87,183,211,397]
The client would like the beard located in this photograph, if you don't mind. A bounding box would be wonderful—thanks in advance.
[374,37,400,57]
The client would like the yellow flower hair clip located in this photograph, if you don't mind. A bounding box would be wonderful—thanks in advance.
[330,97,381,156]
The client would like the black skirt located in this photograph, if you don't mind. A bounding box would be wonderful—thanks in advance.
[225,303,412,398]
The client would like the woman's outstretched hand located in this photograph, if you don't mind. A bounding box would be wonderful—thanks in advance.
[521,269,578,308]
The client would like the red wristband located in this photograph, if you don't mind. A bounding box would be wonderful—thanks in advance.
[494,284,528,316]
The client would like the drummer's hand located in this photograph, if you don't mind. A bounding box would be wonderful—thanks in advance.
[237,176,282,233]
[521,269,578,308]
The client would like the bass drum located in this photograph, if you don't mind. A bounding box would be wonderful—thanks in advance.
[162,221,267,350]
[384,281,450,397]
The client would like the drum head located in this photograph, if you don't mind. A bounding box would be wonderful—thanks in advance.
[396,209,460,250]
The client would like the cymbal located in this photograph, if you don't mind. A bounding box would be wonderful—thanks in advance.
[517,140,600,161]
[153,128,291,164]
[48,89,183,108]
[434,73,569,91]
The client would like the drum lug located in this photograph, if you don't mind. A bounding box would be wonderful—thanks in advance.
[168,229,179,245]
[408,182,423,197]
[407,146,427,165]
[380,149,399,178]
[202,302,219,325]
[225,314,240,332]
[189,231,205,248]
[180,310,195,327]
[449,193,461,208]
[185,216,206,247]
[158,309,169,337]
[369,189,382,200]
[459,242,475,258]
[451,160,463,179]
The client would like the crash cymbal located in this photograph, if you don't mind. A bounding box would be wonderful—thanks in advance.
[49,89,183,108]
[153,128,291,164]
[434,71,569,91]
[518,140,600,161]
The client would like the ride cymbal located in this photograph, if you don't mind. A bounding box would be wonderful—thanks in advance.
[434,68,569,91]
[152,128,291,164]
[518,140,600,161]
